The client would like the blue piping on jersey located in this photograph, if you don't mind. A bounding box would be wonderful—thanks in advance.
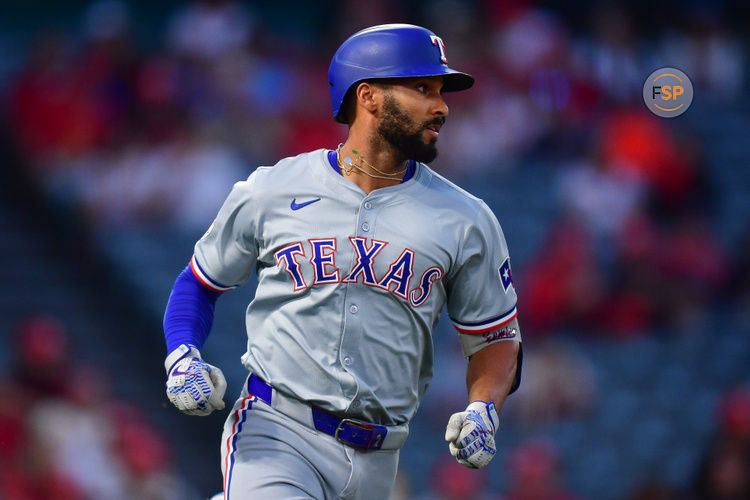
[225,396,254,496]
[327,150,416,183]
[192,255,235,291]
[450,305,518,328]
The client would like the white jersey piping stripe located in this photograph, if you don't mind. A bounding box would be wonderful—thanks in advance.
[451,306,518,334]
[190,255,235,292]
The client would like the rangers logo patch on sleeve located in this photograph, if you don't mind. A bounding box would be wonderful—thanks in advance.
[498,258,514,292]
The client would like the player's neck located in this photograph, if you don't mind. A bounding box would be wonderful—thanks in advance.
[336,136,408,194]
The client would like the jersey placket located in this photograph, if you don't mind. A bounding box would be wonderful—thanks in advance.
[338,195,380,414]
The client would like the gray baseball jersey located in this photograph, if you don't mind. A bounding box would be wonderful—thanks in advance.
[192,148,520,426]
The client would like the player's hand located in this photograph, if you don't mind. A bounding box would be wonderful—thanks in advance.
[444,401,499,469]
[165,344,227,416]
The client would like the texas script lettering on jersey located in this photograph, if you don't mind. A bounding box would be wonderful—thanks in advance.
[274,237,443,307]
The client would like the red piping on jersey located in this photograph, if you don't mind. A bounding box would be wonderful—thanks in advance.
[190,257,229,293]
[454,310,518,335]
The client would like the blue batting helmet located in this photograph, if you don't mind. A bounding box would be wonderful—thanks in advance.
[328,24,474,123]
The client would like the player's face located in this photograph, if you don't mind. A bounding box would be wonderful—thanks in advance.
[376,77,448,163]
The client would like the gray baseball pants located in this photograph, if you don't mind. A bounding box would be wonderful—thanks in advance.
[220,382,400,499]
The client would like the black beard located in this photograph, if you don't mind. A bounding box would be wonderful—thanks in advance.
[376,95,443,164]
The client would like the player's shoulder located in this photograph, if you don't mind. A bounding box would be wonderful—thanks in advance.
[256,150,325,177]
[240,149,327,189]
[416,164,493,218]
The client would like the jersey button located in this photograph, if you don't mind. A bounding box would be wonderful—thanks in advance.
[343,356,353,366]
[352,400,361,408]
[361,222,370,232]
[349,304,358,314]
[364,202,372,210]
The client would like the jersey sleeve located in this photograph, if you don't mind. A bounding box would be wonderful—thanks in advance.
[192,172,259,291]
[446,201,519,341]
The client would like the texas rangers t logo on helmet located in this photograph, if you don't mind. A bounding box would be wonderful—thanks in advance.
[430,35,448,63]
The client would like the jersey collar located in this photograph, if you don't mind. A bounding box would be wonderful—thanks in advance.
[326,150,416,184]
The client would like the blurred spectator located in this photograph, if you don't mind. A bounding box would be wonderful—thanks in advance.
[492,8,568,87]
[278,60,347,157]
[6,1,138,169]
[519,220,606,334]
[435,7,568,174]
[82,0,130,44]
[599,109,694,206]
[0,315,190,500]
[437,82,546,175]
[655,214,730,330]
[50,119,246,231]
[0,315,82,498]
[692,385,750,500]
[556,151,645,242]
[0,315,71,495]
[6,33,102,166]
[659,4,745,100]
[627,478,677,500]
[729,227,750,321]
[504,340,596,427]
[598,217,661,336]
[415,455,492,500]
[499,439,583,500]
[0,450,84,500]
[338,1,409,44]
[9,314,71,401]
[604,209,730,334]
[166,0,254,61]
[693,439,750,500]
[716,385,750,450]
[29,365,130,499]
[77,0,138,145]
[570,3,642,104]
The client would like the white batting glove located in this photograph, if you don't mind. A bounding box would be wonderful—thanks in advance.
[165,344,227,416]
[445,401,499,469]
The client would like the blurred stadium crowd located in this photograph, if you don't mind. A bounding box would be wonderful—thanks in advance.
[1,1,749,499]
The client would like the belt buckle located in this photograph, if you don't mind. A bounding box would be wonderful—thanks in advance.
[334,418,375,450]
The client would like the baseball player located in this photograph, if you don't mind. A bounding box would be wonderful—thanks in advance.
[163,24,522,499]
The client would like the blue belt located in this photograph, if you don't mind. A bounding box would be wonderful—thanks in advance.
[248,374,388,450]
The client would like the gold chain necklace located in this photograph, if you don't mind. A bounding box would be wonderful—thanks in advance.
[352,149,407,177]
[335,144,408,182]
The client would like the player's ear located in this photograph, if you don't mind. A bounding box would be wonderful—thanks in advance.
[355,82,379,116]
